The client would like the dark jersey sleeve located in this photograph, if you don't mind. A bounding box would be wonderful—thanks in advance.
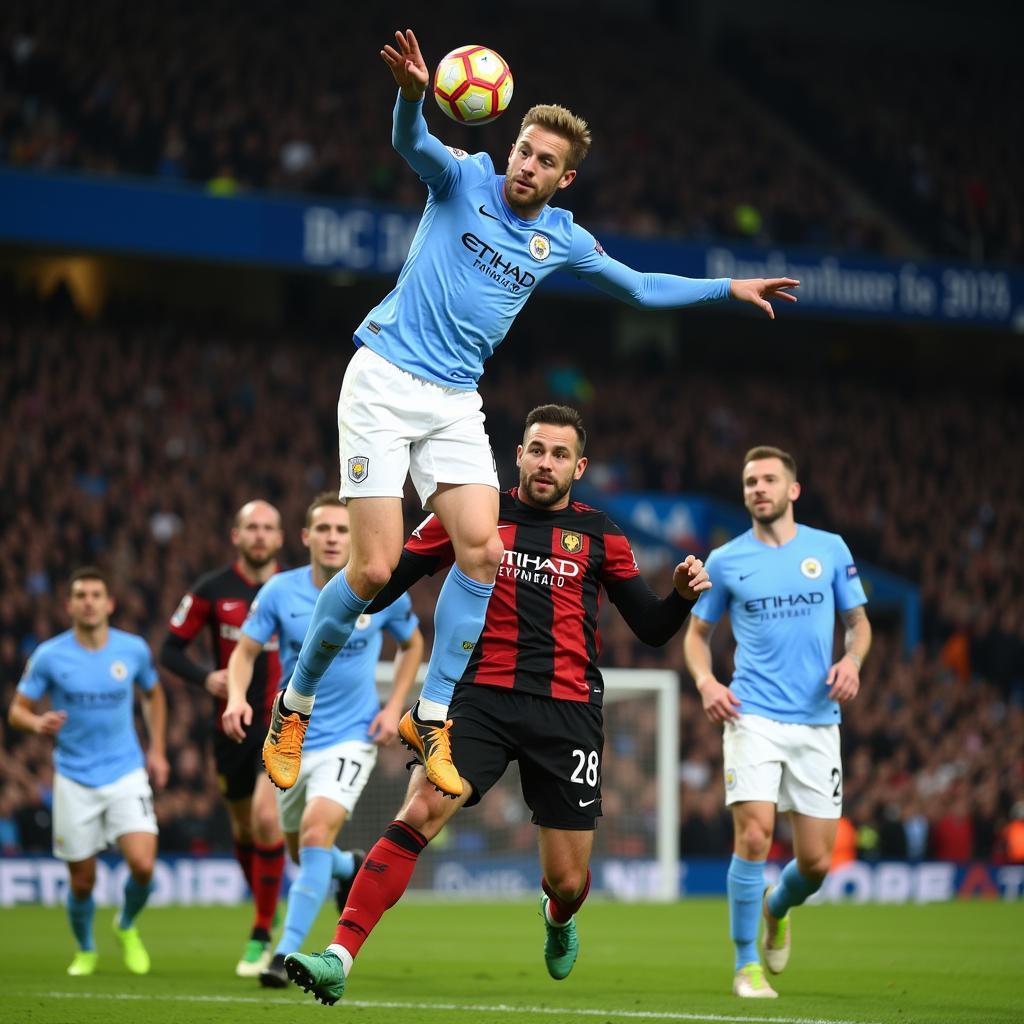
[159,579,213,686]
[605,575,692,647]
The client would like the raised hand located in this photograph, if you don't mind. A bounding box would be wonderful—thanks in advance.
[674,555,712,602]
[381,29,429,99]
[729,277,800,319]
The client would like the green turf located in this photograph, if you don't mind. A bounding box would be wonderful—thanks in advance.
[4,898,1021,1023]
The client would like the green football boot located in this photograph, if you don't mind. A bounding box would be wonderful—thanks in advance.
[236,937,271,977]
[285,950,346,1005]
[67,950,98,976]
[540,895,579,980]
[112,920,151,975]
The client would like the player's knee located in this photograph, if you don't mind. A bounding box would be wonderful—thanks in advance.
[252,809,281,845]
[546,867,587,902]
[737,822,772,859]
[128,856,155,883]
[69,865,96,897]
[350,559,392,595]
[402,789,451,839]
[480,532,504,577]
[797,852,831,882]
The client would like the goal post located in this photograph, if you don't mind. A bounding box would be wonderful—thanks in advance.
[358,664,680,902]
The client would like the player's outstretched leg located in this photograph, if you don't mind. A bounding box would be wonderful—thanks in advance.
[263,692,310,790]
[540,895,580,980]
[761,885,791,974]
[284,950,346,1005]
[398,709,461,797]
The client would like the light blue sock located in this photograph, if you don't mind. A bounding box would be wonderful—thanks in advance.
[67,892,96,951]
[275,846,333,956]
[727,854,765,971]
[420,566,493,707]
[768,858,822,918]
[120,876,154,929]
[289,570,370,698]
[331,848,355,880]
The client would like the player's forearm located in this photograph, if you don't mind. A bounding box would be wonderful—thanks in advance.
[226,644,258,704]
[844,615,872,669]
[158,634,209,687]
[388,633,424,710]
[141,686,167,756]
[606,577,690,646]
[392,92,451,178]
[587,258,731,310]
[8,702,41,734]
[682,629,715,685]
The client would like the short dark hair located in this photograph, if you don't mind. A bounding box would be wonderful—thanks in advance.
[305,491,346,528]
[743,445,797,479]
[523,404,587,456]
[69,566,110,593]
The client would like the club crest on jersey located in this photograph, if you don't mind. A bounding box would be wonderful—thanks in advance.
[347,456,369,483]
[560,530,583,554]
[725,768,737,791]
[110,660,129,681]
[529,233,551,261]
[800,557,823,579]
[354,614,372,631]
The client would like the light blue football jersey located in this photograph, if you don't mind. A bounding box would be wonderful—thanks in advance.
[17,628,159,787]
[243,567,419,750]
[354,95,730,389]
[692,525,868,724]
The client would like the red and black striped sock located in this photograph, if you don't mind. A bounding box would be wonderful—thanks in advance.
[233,840,255,890]
[332,821,428,957]
[252,841,286,936]
[542,868,592,924]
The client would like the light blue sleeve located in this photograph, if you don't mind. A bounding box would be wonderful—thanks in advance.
[690,551,730,624]
[134,638,159,692]
[383,593,420,645]
[566,223,731,308]
[391,93,491,199]
[832,535,869,611]
[15,647,50,701]
[242,580,279,645]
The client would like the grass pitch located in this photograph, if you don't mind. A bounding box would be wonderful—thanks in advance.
[4,898,1021,1024]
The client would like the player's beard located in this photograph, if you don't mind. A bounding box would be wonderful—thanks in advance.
[241,546,276,571]
[503,171,559,215]
[522,470,572,507]
[750,496,789,525]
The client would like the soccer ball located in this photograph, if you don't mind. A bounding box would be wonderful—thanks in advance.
[433,45,513,125]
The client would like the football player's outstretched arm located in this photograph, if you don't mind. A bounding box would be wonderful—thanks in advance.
[381,29,454,181]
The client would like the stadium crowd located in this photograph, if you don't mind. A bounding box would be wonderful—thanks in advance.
[0,0,896,255]
[1,290,1021,864]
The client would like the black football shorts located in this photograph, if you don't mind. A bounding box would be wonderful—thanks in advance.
[448,683,604,830]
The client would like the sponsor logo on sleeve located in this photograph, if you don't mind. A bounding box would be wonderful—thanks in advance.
[846,563,859,578]
[170,594,193,628]
[594,240,605,255]
[445,146,468,160]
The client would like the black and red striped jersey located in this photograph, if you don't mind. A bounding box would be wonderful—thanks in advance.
[407,490,641,705]
[162,563,282,731]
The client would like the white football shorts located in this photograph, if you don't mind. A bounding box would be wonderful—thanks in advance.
[338,346,499,508]
[52,767,158,862]
[722,714,842,819]
[276,739,378,834]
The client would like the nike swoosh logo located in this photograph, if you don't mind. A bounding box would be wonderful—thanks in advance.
[578,798,598,808]
[497,524,515,530]
[289,612,309,618]
[738,572,758,581]
[479,204,501,221]
[222,601,245,610]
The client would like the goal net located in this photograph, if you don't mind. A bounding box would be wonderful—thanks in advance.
[339,665,680,901]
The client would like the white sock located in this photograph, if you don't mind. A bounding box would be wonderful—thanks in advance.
[544,896,569,928]
[416,697,449,722]
[283,684,315,716]
[326,944,353,976]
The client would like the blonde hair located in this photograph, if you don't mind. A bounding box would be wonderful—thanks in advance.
[519,104,591,170]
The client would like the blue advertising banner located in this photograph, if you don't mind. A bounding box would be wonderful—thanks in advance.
[2,169,1022,331]
[2,855,1021,905]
